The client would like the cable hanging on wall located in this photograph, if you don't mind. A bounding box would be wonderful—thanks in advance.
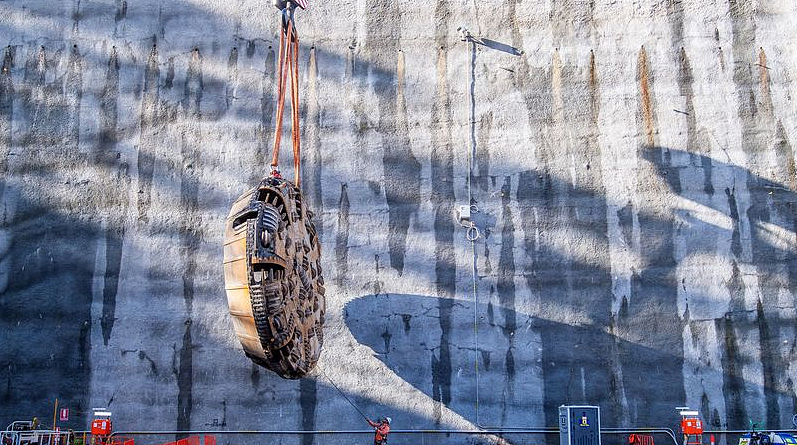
[457,23,534,431]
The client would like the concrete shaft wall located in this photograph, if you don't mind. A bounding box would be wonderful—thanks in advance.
[1,0,796,442]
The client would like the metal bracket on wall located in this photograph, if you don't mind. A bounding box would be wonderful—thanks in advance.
[456,25,524,56]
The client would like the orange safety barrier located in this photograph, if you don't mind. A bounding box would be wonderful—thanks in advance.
[629,434,655,445]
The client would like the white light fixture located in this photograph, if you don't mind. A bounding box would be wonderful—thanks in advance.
[679,410,699,416]
[93,411,112,417]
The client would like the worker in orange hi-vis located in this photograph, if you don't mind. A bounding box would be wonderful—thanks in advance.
[367,417,391,445]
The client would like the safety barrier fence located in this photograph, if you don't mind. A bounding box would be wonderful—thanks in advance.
[703,429,797,445]
[0,430,91,445]
[108,427,682,445]
[2,427,784,445]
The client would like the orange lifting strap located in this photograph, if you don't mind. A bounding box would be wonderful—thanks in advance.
[270,7,302,187]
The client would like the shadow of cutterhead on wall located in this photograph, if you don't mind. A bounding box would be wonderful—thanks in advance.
[345,289,797,430]
[345,293,691,427]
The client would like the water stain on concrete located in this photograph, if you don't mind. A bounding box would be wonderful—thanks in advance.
[757,48,773,117]
[136,44,160,225]
[550,0,596,45]
[381,328,392,354]
[114,0,127,24]
[1,47,14,202]
[65,45,82,165]
[773,121,796,191]
[98,47,127,346]
[383,49,421,275]
[498,176,516,414]
[725,188,742,258]
[358,3,422,277]
[299,378,317,445]
[718,315,747,428]
[617,201,634,248]
[620,46,685,427]
[728,5,796,426]
[335,183,349,286]
[728,0,765,167]
[756,299,780,427]
[589,50,598,122]
[677,48,714,196]
[165,57,174,89]
[304,47,323,241]
[498,176,516,342]
[401,314,411,333]
[175,320,193,434]
[637,47,656,148]
[255,47,276,182]
[475,112,492,193]
[138,350,159,376]
[174,52,203,433]
[180,48,203,315]
[250,364,260,388]
[700,391,711,424]
[225,47,238,111]
[666,0,685,47]
[430,0,454,423]
[726,260,745,313]
[481,350,491,371]
[183,49,203,115]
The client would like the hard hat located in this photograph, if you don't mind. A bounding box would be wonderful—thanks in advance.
[385,417,392,424]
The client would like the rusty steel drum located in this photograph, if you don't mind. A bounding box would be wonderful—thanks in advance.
[223,176,325,379]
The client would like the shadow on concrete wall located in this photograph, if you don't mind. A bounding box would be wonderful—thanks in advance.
[0,0,795,437]
[346,145,797,432]
[0,0,399,431]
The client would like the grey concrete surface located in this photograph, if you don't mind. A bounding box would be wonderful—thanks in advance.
[0,0,796,444]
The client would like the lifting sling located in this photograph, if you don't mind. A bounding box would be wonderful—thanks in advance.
[222,0,326,379]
